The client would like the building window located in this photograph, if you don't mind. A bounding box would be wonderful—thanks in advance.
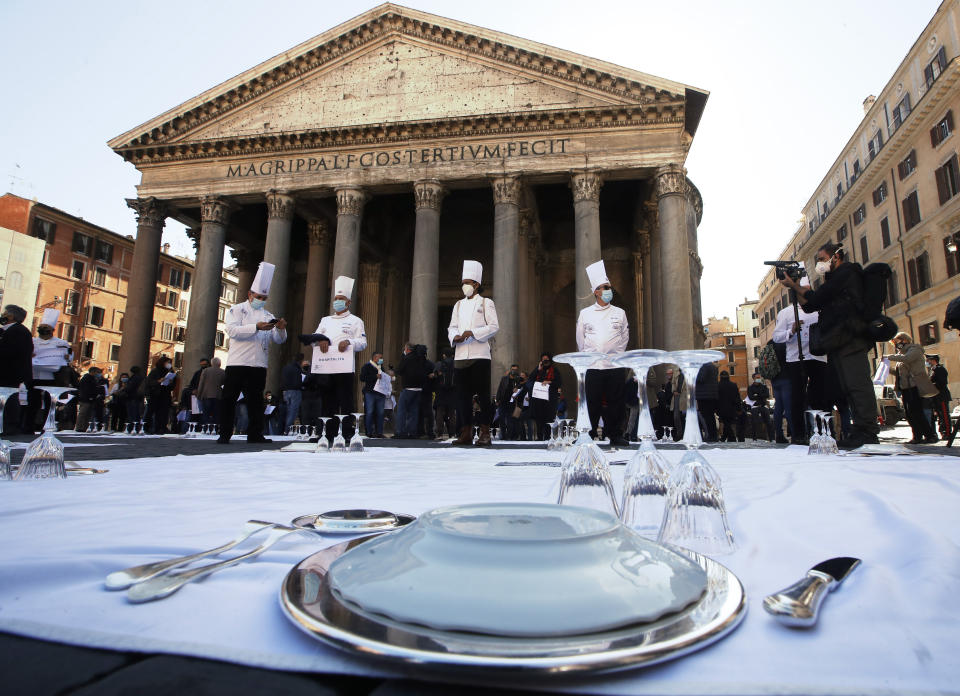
[217,305,225,321]
[215,330,226,348]
[174,326,186,342]
[174,352,184,369]
[94,240,114,264]
[170,267,182,287]
[935,154,960,205]
[892,94,912,130]
[179,299,188,321]
[71,260,86,280]
[753,346,759,358]
[92,267,107,287]
[898,150,918,180]
[31,218,56,243]
[931,111,954,147]
[81,340,95,360]
[776,299,782,312]
[114,310,124,331]
[881,217,891,248]
[161,322,174,341]
[167,291,178,309]
[902,191,921,231]
[87,306,105,327]
[183,271,191,291]
[945,235,960,277]
[7,271,22,289]
[925,46,948,89]
[752,326,759,338]
[727,351,735,362]
[837,223,848,241]
[919,321,940,346]
[151,321,156,337]
[729,364,735,376]
[157,263,164,280]
[109,344,121,362]
[907,251,931,295]
[872,181,887,206]
[835,182,842,201]
[61,324,76,343]
[859,236,869,264]
[220,283,235,302]
[885,271,899,308]
[868,130,883,160]
[852,159,861,178]
[65,290,80,315]
[72,232,93,256]
[853,204,866,226]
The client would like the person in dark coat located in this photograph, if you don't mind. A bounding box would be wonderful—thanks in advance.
[717,370,742,442]
[695,361,719,442]
[394,343,432,438]
[123,366,144,425]
[75,367,103,432]
[433,347,457,439]
[0,305,34,435]
[524,353,563,440]
[747,373,772,442]
[927,354,952,440]
[146,355,176,434]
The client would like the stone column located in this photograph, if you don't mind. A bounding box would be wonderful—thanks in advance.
[685,179,705,346]
[570,170,603,312]
[357,261,383,367]
[183,195,232,382]
[302,220,332,334]
[490,175,521,384]
[517,210,533,368]
[635,230,652,348]
[381,266,407,366]
[263,189,296,394]
[230,248,259,299]
[409,180,446,357]
[332,187,368,285]
[118,197,166,374]
[656,165,696,351]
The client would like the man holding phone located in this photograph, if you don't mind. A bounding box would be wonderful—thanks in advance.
[218,262,287,444]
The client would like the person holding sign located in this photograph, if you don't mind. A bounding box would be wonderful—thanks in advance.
[217,262,287,444]
[576,260,630,447]
[524,352,563,441]
[447,260,499,446]
[310,275,367,442]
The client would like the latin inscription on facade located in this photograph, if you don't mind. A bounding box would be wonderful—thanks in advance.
[225,138,572,178]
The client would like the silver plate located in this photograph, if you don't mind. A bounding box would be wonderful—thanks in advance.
[291,510,416,534]
[279,536,747,677]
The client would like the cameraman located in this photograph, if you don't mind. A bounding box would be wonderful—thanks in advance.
[779,242,879,448]
[394,342,431,439]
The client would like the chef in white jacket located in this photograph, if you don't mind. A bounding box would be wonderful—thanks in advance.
[447,260,499,446]
[575,260,630,446]
[312,275,366,442]
[217,262,287,444]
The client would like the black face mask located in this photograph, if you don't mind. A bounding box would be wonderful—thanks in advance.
[0,317,8,325]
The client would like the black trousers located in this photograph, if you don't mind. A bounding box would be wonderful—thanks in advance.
[321,373,357,440]
[219,366,266,440]
[455,360,492,427]
[931,395,951,438]
[827,350,879,437]
[698,399,718,441]
[787,360,829,439]
[901,386,935,440]
[585,367,627,439]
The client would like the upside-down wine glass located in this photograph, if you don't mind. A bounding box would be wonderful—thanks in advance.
[806,409,823,455]
[658,350,736,556]
[315,417,330,453]
[546,418,559,451]
[15,386,76,480]
[332,414,348,453]
[551,352,619,516]
[348,412,364,453]
[613,350,673,538]
[818,410,840,454]
[0,387,18,480]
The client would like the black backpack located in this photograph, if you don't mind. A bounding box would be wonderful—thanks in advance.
[862,263,898,342]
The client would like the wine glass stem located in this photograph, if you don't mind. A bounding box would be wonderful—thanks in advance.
[42,392,57,433]
[636,371,655,440]
[575,366,590,433]
[0,395,6,434]
[681,366,702,447]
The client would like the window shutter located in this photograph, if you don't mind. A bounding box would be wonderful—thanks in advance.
[898,160,907,179]
[926,63,936,87]
[939,46,947,70]
[945,238,958,278]
[932,125,941,148]
[920,252,931,291]
[907,258,918,295]
[936,165,950,205]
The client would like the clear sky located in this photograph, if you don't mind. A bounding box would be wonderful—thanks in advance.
[0,0,943,322]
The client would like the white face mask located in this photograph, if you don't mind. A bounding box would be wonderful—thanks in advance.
[814,260,831,276]
[462,283,475,298]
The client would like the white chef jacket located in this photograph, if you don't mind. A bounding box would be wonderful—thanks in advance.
[32,337,71,380]
[771,305,827,364]
[447,295,499,361]
[576,303,629,354]
[315,311,367,373]
[223,301,287,369]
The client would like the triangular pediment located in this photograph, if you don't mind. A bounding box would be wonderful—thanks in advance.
[110,3,706,156]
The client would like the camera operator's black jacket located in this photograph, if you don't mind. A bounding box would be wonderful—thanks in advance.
[396,350,432,390]
[801,262,871,354]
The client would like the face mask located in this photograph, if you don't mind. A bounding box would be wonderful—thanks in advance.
[333,299,347,313]
[600,289,613,303]
[377,358,383,365]
[926,362,933,369]
[814,261,831,276]
[754,378,762,384]
[462,283,475,298]
[0,317,8,325]
[164,363,172,370]
[301,366,309,373]
[250,298,266,310]
[121,377,128,383]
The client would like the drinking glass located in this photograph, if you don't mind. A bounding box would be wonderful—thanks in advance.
[806,409,823,455]
[658,350,736,556]
[818,410,839,454]
[0,387,18,480]
[15,386,76,481]
[332,415,348,453]
[348,412,364,453]
[546,419,559,451]
[613,350,673,538]
[552,352,619,517]
[563,419,575,448]
[315,417,330,453]
[137,420,146,435]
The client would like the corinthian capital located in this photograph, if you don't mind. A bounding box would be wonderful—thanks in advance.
[307,219,331,246]
[229,247,259,272]
[125,197,167,229]
[360,262,381,284]
[200,195,234,225]
[265,189,295,220]
[655,165,688,199]
[490,174,522,206]
[336,187,369,217]
[686,178,703,225]
[413,180,446,211]
[569,170,603,203]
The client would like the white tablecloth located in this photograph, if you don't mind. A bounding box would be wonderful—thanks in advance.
[0,445,958,695]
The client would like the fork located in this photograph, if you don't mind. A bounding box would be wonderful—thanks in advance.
[126,525,302,603]
[104,520,276,590]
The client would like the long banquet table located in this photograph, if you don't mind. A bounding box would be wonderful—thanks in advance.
[0,443,957,695]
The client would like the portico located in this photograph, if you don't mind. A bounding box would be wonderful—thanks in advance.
[109,3,708,390]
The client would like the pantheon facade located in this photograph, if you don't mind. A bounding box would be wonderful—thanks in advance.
[110,3,708,391]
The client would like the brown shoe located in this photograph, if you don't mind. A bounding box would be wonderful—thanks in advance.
[476,425,492,446]
[451,426,473,446]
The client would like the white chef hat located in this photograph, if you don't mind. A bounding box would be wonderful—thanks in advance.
[585,260,609,292]
[333,275,355,299]
[250,262,275,295]
[462,260,483,284]
[40,308,60,329]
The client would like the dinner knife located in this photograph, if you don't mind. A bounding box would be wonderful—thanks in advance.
[762,556,861,627]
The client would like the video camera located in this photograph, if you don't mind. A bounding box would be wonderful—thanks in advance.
[764,260,806,282]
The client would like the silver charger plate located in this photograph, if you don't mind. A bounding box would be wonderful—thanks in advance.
[291,510,416,534]
[279,536,747,677]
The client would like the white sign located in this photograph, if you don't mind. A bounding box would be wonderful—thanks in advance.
[312,346,353,374]
[373,372,392,396]
[532,381,550,400]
